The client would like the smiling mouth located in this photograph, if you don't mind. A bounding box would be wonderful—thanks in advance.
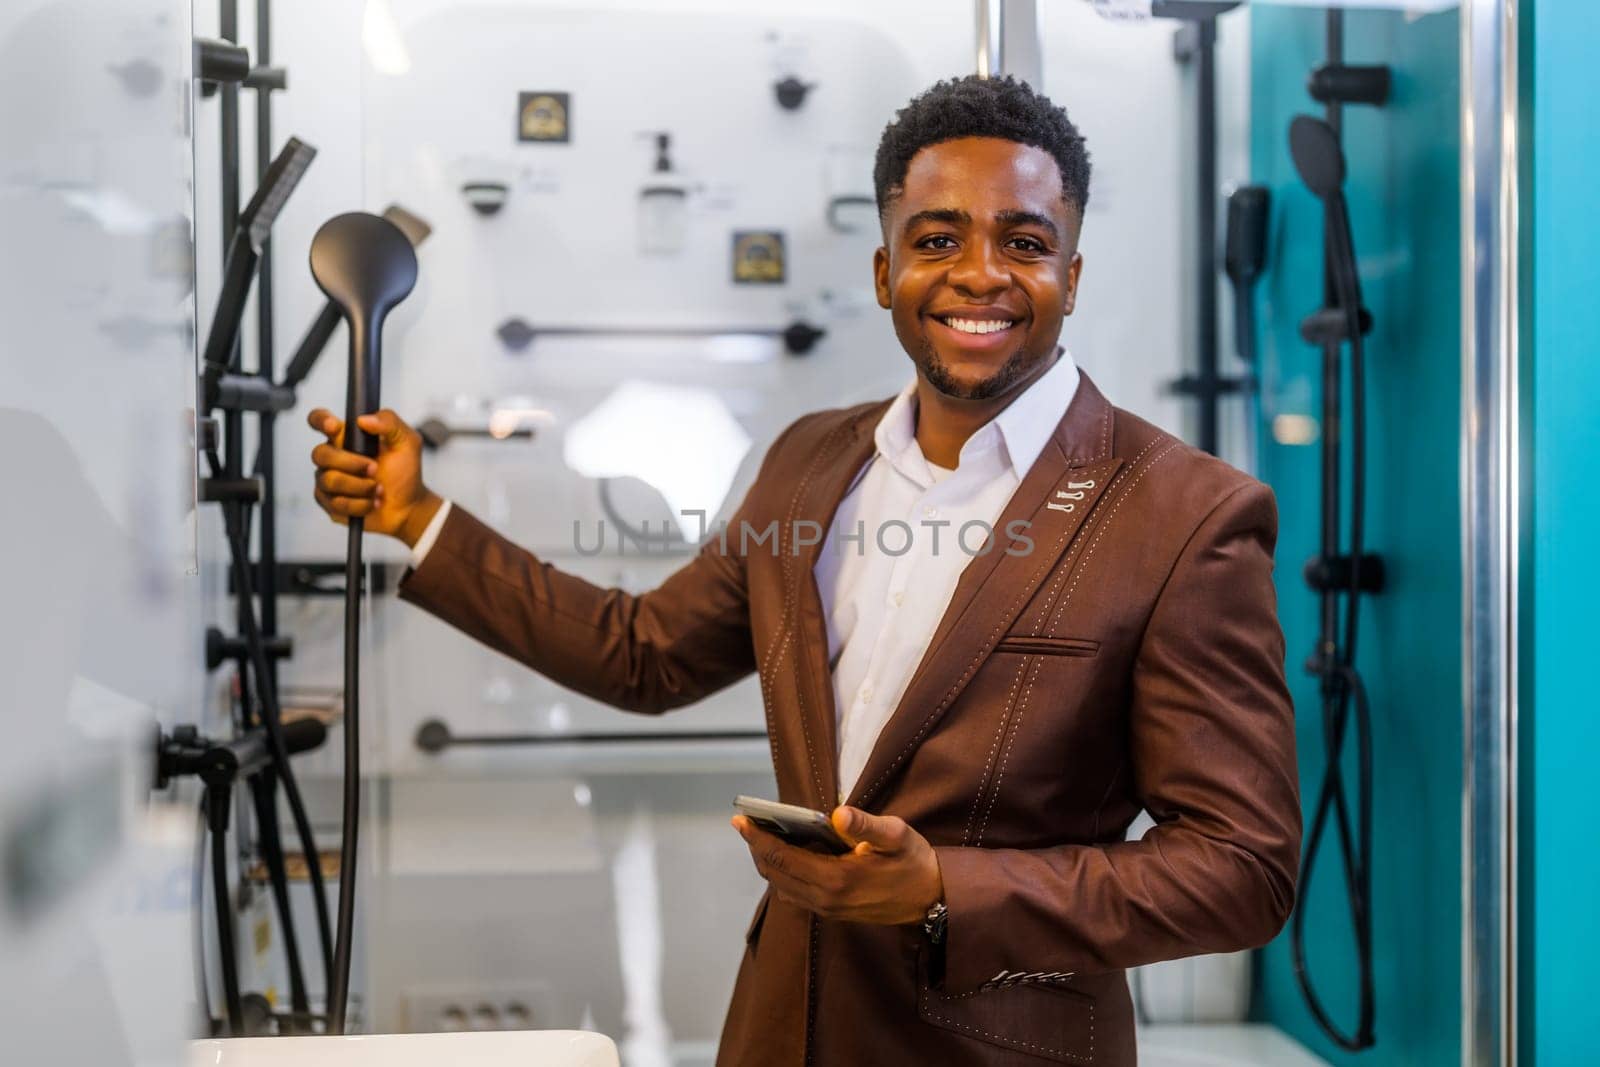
[930,314,1023,340]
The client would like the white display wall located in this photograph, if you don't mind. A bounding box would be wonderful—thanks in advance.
[1,0,202,1062]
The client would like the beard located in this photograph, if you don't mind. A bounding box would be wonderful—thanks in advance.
[914,336,1036,401]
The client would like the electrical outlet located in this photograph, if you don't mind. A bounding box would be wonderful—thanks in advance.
[402,984,559,1034]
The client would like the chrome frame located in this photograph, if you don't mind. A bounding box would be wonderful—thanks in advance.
[975,0,1040,84]
[1461,1,1519,1064]
[976,0,1004,77]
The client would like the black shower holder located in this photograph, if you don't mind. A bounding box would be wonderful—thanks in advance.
[206,626,293,672]
[1299,305,1374,346]
[1303,552,1386,596]
[226,560,397,599]
[1307,63,1391,108]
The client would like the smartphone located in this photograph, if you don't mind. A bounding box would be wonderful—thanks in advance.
[734,795,852,855]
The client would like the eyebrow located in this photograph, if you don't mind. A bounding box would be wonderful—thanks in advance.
[996,210,1060,241]
[902,208,971,234]
[902,207,1060,242]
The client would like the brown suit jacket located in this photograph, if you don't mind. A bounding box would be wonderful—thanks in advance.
[397,372,1301,1066]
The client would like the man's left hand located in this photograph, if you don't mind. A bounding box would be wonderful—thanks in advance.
[731,806,943,925]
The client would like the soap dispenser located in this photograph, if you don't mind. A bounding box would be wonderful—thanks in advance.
[637,131,687,256]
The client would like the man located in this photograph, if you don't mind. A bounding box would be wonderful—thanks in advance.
[310,76,1299,1066]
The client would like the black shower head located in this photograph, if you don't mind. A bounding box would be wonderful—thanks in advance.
[283,205,430,392]
[309,212,418,324]
[1289,115,1346,201]
[199,137,318,410]
[309,212,418,459]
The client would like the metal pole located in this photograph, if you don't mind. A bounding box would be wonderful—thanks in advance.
[1195,17,1219,454]
[216,5,247,1030]
[1460,0,1520,1063]
[256,0,279,643]
[250,0,314,1026]
[976,0,1004,78]
[1000,0,1041,87]
[220,1,242,483]
[1317,11,1344,682]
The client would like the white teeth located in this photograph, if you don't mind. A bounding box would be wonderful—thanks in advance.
[944,317,1015,335]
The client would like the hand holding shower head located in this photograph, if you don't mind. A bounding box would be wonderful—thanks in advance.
[309,212,418,459]
[307,211,417,1035]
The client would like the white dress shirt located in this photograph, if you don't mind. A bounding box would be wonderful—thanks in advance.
[410,498,453,566]
[817,350,1080,797]
[409,350,1081,800]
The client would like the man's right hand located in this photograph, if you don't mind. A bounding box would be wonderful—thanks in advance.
[308,407,442,548]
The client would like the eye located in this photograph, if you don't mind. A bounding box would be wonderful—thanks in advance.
[1008,236,1047,254]
[915,234,957,251]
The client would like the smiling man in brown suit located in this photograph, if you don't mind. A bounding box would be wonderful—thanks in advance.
[309,76,1299,1067]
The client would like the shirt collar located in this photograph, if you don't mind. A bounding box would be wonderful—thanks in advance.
[990,347,1081,478]
[871,347,1081,484]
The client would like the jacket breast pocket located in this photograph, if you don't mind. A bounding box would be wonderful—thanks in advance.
[916,947,1095,1064]
[993,635,1100,658]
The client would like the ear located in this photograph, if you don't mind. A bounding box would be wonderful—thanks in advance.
[870,243,896,307]
[873,246,891,309]
[1062,251,1084,316]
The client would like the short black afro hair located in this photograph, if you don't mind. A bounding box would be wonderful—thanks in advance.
[873,75,1091,223]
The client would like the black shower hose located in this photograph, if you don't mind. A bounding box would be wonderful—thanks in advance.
[1289,193,1377,1052]
[206,447,335,1025]
[327,512,364,1033]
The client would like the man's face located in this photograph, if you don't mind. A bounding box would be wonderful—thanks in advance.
[874,137,1083,401]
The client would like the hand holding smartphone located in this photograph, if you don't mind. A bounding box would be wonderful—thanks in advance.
[733,795,851,855]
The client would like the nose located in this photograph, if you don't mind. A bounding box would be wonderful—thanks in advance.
[946,239,1009,299]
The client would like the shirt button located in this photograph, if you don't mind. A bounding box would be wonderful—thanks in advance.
[889,591,904,608]
[859,684,874,704]
[923,505,938,519]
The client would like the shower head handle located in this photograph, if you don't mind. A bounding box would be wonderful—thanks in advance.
[309,212,418,459]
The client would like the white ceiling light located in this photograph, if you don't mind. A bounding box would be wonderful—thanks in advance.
[363,0,412,77]
[564,381,751,540]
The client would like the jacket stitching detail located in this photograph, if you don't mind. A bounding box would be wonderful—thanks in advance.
[761,417,852,807]
[1045,439,1182,635]
[855,452,1085,805]
[920,984,1094,1063]
[974,653,1041,846]
[1025,435,1160,634]
[939,971,1078,1000]
[1062,397,1112,468]
[968,436,1171,841]
[961,654,1031,846]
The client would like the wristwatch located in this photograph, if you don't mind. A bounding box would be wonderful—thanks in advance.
[923,900,948,944]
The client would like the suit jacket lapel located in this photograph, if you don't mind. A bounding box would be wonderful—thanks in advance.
[845,373,1122,809]
[782,404,886,809]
